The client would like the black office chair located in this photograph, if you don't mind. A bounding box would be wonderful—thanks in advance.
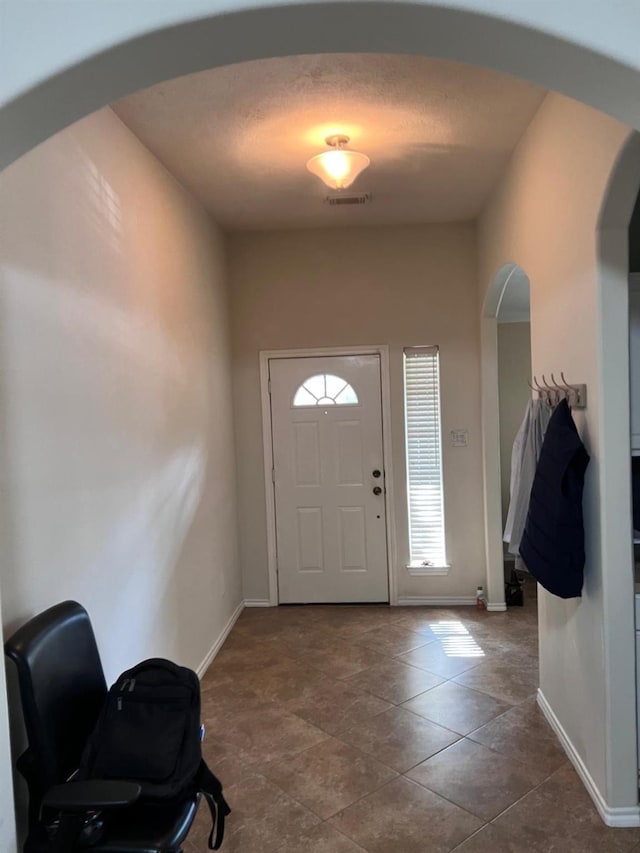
[5,601,200,852]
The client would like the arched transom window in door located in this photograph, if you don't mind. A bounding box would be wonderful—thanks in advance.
[293,374,359,407]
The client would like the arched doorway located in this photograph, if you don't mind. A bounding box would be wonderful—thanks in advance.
[5,4,640,846]
[481,264,532,610]
[594,131,640,811]
[4,2,640,170]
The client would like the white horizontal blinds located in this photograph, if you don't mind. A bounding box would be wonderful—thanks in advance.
[403,346,446,566]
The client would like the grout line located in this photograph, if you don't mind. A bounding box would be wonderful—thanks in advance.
[396,702,467,737]
[401,744,568,851]
[324,820,369,851]
[441,679,524,707]
[323,774,401,822]
[399,773,486,823]
[398,736,465,774]
[462,691,540,737]
[240,773,326,834]
[448,825,491,852]
[400,779,491,830]
[482,759,572,828]
[322,772,400,822]
[287,702,392,739]
[256,742,402,825]
[349,636,437,655]
[399,733,555,807]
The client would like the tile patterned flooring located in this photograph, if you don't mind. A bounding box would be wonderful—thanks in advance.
[185,583,640,852]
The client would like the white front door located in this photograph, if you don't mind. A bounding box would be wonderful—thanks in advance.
[269,354,388,603]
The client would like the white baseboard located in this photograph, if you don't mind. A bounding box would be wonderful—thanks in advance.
[537,689,640,827]
[244,599,273,608]
[396,596,476,606]
[196,600,245,679]
[487,603,507,612]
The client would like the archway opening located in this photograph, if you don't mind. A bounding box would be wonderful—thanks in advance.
[4,2,640,171]
[5,10,640,845]
[495,267,533,605]
[480,263,532,611]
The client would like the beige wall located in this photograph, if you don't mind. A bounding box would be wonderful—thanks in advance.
[229,223,485,603]
[0,108,241,839]
[479,92,636,811]
[497,323,531,528]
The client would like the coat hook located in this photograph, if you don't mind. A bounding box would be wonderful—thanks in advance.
[560,371,576,390]
[550,373,565,402]
[560,372,581,406]
[552,372,572,403]
[541,374,558,405]
[526,373,586,409]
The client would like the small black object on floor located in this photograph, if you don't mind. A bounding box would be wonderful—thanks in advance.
[505,567,524,607]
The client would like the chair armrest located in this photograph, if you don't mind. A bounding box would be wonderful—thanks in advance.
[42,780,141,812]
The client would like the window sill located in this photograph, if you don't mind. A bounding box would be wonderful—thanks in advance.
[406,563,451,577]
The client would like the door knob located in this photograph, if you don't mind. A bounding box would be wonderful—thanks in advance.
[373,486,382,496]
[372,469,381,478]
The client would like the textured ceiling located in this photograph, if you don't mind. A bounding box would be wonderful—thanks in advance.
[113,54,546,231]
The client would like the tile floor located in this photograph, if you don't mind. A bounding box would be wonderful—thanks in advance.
[185,581,640,852]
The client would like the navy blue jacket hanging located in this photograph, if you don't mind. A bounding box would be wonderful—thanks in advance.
[519,398,590,598]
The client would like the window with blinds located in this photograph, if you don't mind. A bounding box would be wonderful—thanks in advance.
[403,346,447,567]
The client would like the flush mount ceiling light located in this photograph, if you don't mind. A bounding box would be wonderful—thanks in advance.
[306,135,370,190]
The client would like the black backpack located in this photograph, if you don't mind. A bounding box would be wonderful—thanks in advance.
[79,658,230,849]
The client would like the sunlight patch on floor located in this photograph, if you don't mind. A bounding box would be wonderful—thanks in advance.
[429,621,485,658]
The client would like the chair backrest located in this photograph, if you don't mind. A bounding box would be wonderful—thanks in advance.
[5,601,107,789]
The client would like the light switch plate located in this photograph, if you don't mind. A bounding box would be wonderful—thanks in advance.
[450,429,468,447]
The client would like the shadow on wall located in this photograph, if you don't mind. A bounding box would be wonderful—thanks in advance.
[0,294,25,846]
[0,109,243,846]
[630,192,640,273]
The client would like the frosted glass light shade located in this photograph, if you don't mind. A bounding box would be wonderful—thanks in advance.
[306,148,370,190]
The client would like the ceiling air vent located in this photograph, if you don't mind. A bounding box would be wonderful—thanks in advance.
[324,192,371,207]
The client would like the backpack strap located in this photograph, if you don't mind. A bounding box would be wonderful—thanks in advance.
[196,760,231,851]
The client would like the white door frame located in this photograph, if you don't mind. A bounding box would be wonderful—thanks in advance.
[260,345,397,606]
